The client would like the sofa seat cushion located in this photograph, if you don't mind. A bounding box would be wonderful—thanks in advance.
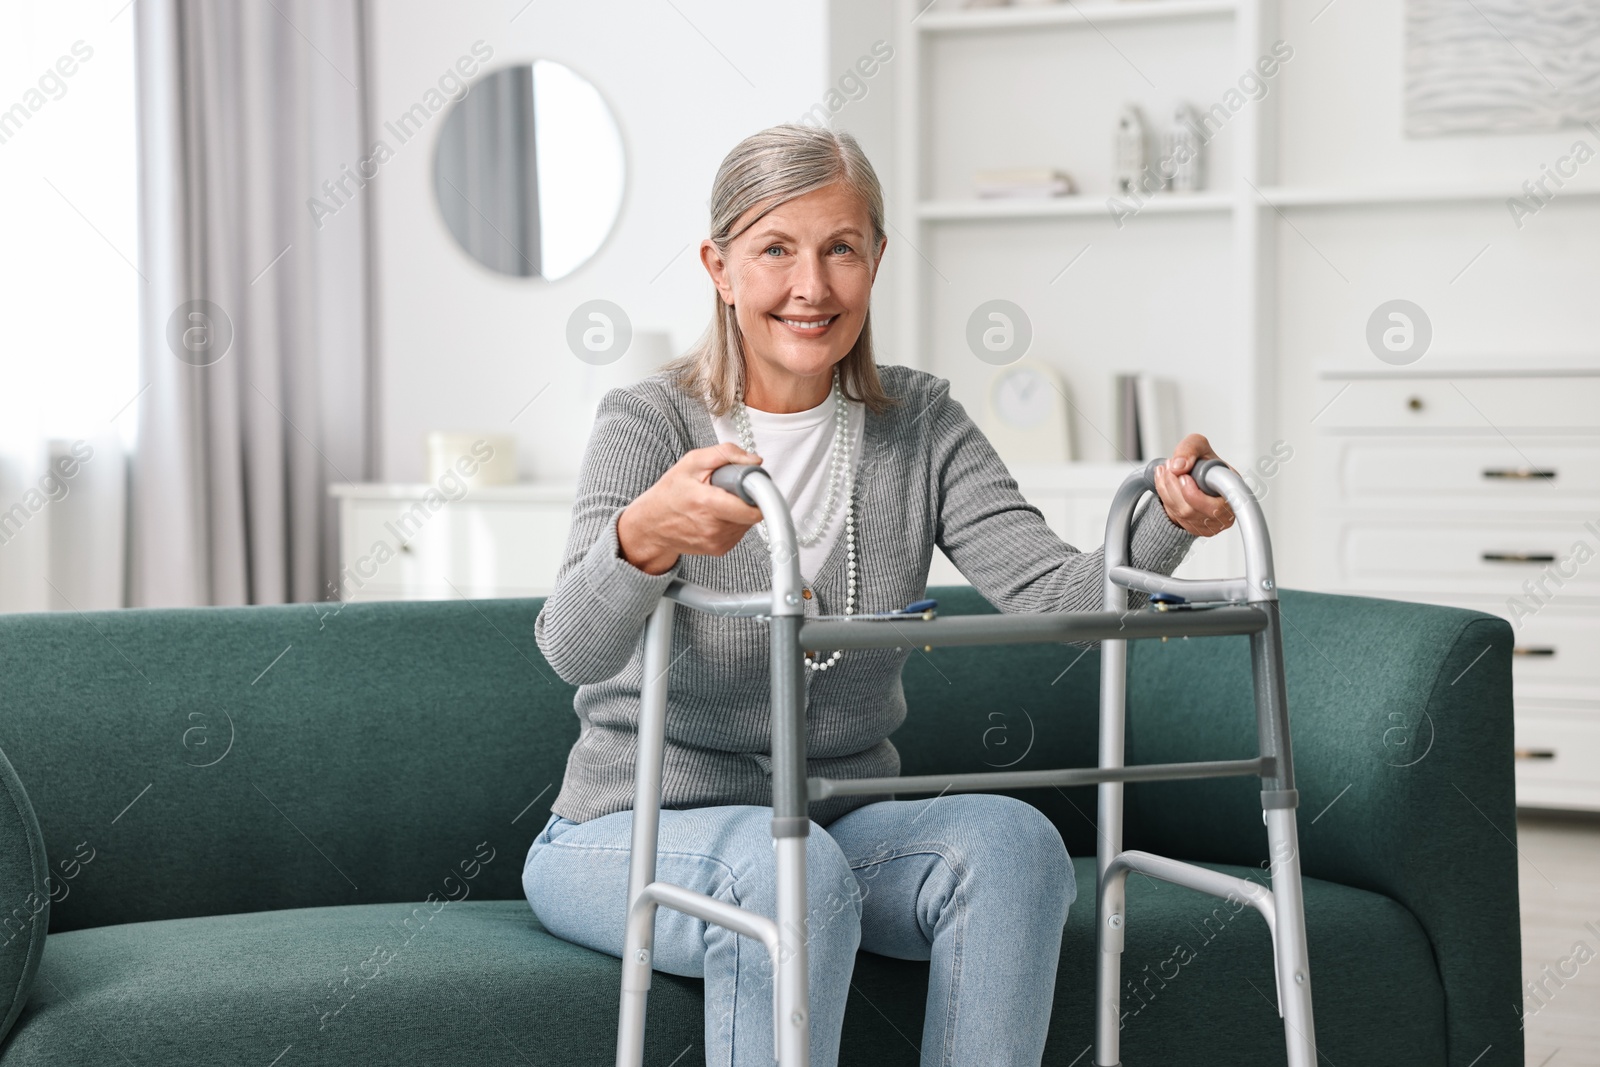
[1,860,1444,1066]
[2,898,704,1066]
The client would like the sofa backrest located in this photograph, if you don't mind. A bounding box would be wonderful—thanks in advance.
[1,585,1515,943]
[1,586,1106,936]
[0,598,575,933]
[906,586,1517,881]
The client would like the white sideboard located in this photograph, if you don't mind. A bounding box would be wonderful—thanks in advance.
[1313,362,1600,812]
[331,483,574,601]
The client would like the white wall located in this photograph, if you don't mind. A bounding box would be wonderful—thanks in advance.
[1273,0,1600,192]
[364,0,827,483]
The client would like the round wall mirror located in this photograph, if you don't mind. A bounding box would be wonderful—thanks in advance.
[433,60,625,280]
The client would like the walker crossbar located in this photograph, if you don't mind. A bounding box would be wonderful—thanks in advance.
[630,881,783,952]
[1105,567,1253,604]
[614,457,1318,1067]
[809,757,1272,800]
[663,580,774,617]
[1106,850,1279,950]
[795,602,1266,648]
[1102,850,1284,1014]
[664,579,1273,636]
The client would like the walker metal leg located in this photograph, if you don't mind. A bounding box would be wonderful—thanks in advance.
[616,598,676,1067]
[616,467,812,1066]
[768,612,811,1066]
[1266,807,1316,1066]
[1251,602,1317,1067]
[1094,635,1128,1067]
[1092,460,1319,1066]
[772,836,809,1060]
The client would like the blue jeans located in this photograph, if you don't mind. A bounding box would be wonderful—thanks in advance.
[522,792,1076,1066]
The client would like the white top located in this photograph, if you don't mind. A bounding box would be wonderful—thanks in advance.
[710,389,866,583]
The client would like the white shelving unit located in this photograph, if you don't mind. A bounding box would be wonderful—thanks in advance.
[893,0,1270,585]
[892,0,1273,449]
[885,0,1600,808]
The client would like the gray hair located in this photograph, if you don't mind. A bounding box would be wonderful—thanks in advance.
[663,123,898,418]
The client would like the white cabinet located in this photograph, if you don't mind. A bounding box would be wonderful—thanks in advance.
[331,484,574,601]
[1313,365,1600,812]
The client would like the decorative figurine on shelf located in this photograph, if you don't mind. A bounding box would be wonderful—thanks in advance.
[1164,103,1205,193]
[1115,105,1148,196]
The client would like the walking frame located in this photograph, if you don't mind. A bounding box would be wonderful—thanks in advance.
[615,458,1317,1066]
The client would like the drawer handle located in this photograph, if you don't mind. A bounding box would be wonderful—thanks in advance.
[1482,551,1556,563]
[1482,468,1556,481]
[1514,748,1557,761]
[398,542,413,554]
[1511,646,1556,657]
[1406,396,1424,411]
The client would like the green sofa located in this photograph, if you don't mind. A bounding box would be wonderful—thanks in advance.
[0,586,1522,1065]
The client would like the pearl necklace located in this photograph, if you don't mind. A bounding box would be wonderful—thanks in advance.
[733,368,851,548]
[732,367,856,671]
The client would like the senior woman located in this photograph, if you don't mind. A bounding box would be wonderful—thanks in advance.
[525,124,1235,1066]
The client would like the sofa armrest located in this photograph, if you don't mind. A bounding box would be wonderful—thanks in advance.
[1123,589,1521,1066]
[0,745,48,1047]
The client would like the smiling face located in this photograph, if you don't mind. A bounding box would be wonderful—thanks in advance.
[701,180,887,413]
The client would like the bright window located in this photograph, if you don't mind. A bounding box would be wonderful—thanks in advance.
[0,0,139,457]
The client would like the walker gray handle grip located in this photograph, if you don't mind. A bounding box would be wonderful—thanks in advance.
[1112,456,1273,604]
[1143,456,1227,498]
[708,462,803,616]
[710,462,766,506]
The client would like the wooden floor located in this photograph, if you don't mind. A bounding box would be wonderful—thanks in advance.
[1518,812,1600,1067]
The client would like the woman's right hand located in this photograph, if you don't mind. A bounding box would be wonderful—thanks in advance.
[615,443,766,575]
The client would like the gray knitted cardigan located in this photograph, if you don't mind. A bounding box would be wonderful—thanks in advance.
[534,363,1196,827]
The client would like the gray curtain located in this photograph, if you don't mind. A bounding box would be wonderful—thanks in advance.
[130,0,372,607]
[434,65,543,277]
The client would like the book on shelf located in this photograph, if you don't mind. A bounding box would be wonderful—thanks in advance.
[1114,373,1181,463]
[974,167,1077,198]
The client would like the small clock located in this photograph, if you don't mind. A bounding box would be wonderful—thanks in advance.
[986,359,1072,464]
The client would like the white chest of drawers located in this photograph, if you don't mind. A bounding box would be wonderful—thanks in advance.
[331,483,575,601]
[1313,362,1600,812]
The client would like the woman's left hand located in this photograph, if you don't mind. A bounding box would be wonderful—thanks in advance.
[1153,434,1236,538]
